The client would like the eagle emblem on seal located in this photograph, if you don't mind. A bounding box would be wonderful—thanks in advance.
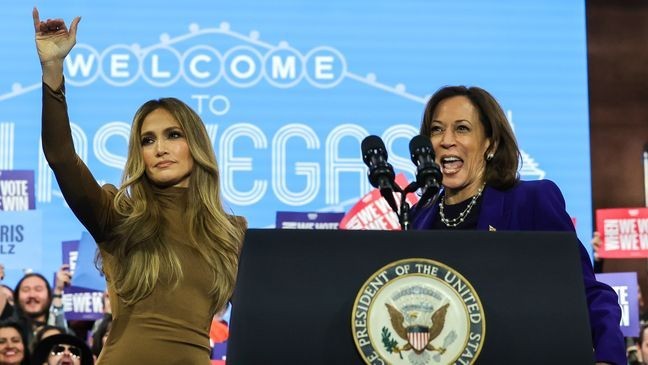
[385,302,451,355]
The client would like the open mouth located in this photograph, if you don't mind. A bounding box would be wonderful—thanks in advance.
[440,156,463,174]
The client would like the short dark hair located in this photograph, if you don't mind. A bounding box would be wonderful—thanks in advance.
[420,86,521,190]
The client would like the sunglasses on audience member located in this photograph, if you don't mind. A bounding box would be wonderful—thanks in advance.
[50,344,81,358]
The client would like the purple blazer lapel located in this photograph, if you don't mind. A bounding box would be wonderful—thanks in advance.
[476,186,509,231]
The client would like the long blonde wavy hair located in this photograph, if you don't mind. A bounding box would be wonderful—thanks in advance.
[103,97,244,313]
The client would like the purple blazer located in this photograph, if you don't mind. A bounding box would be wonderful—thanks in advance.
[412,180,626,365]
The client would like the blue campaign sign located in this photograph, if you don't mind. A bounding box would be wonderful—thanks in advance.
[0,210,42,286]
[0,1,592,279]
[596,272,640,338]
[73,232,106,291]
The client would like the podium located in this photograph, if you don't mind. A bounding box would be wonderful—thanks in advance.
[227,229,594,364]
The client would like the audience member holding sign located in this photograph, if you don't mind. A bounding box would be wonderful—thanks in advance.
[410,85,626,364]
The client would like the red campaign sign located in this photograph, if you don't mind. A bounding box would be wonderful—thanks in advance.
[596,208,648,258]
[339,173,419,230]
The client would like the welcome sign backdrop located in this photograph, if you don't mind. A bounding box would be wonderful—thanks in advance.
[0,1,591,286]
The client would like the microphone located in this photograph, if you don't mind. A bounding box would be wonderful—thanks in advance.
[361,135,398,212]
[409,135,442,206]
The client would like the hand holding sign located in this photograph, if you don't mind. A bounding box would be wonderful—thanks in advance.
[54,264,72,292]
[592,231,602,262]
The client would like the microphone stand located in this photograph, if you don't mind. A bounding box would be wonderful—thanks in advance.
[382,181,441,231]
[383,182,419,231]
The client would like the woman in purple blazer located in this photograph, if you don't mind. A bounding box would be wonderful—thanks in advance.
[410,86,625,365]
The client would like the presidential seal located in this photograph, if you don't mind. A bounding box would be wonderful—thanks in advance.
[351,258,485,365]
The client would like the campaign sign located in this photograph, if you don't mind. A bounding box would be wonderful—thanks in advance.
[61,285,105,321]
[73,232,106,291]
[339,174,419,230]
[61,237,105,321]
[62,240,79,274]
[0,210,42,285]
[595,272,639,338]
[0,170,35,211]
[276,211,345,229]
[596,208,648,258]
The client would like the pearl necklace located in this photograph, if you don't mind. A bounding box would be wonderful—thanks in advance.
[438,184,486,228]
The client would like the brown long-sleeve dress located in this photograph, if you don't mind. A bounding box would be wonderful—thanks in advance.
[42,83,216,364]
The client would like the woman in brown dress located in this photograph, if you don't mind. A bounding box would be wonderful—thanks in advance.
[33,8,246,364]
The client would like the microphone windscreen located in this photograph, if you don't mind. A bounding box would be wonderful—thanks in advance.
[361,135,387,164]
[409,135,434,164]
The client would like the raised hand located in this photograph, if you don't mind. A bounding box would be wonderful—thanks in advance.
[33,7,80,65]
[54,264,72,292]
[592,231,602,262]
[33,7,80,88]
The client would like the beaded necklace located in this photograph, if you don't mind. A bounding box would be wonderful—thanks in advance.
[438,184,486,228]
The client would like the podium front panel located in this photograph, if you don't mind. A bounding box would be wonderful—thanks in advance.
[228,229,594,364]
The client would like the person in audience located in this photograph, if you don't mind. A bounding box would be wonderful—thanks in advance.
[0,286,13,308]
[33,8,246,364]
[0,320,29,365]
[411,85,625,364]
[90,315,111,358]
[634,324,648,365]
[31,325,66,354]
[31,333,93,365]
[0,265,14,321]
[12,265,71,348]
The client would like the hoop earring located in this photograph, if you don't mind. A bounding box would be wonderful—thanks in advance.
[486,152,494,161]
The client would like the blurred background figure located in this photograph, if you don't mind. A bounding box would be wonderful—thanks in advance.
[90,314,112,359]
[31,325,66,354]
[0,264,14,321]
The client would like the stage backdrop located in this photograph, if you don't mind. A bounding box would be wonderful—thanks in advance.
[0,0,591,286]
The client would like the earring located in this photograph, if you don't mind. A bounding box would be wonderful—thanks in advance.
[486,152,494,161]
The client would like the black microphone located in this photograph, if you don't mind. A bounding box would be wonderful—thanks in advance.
[361,135,398,212]
[409,135,442,206]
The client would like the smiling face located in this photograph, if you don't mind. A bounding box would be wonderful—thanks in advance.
[0,327,24,365]
[17,275,50,320]
[429,96,491,204]
[140,108,194,188]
